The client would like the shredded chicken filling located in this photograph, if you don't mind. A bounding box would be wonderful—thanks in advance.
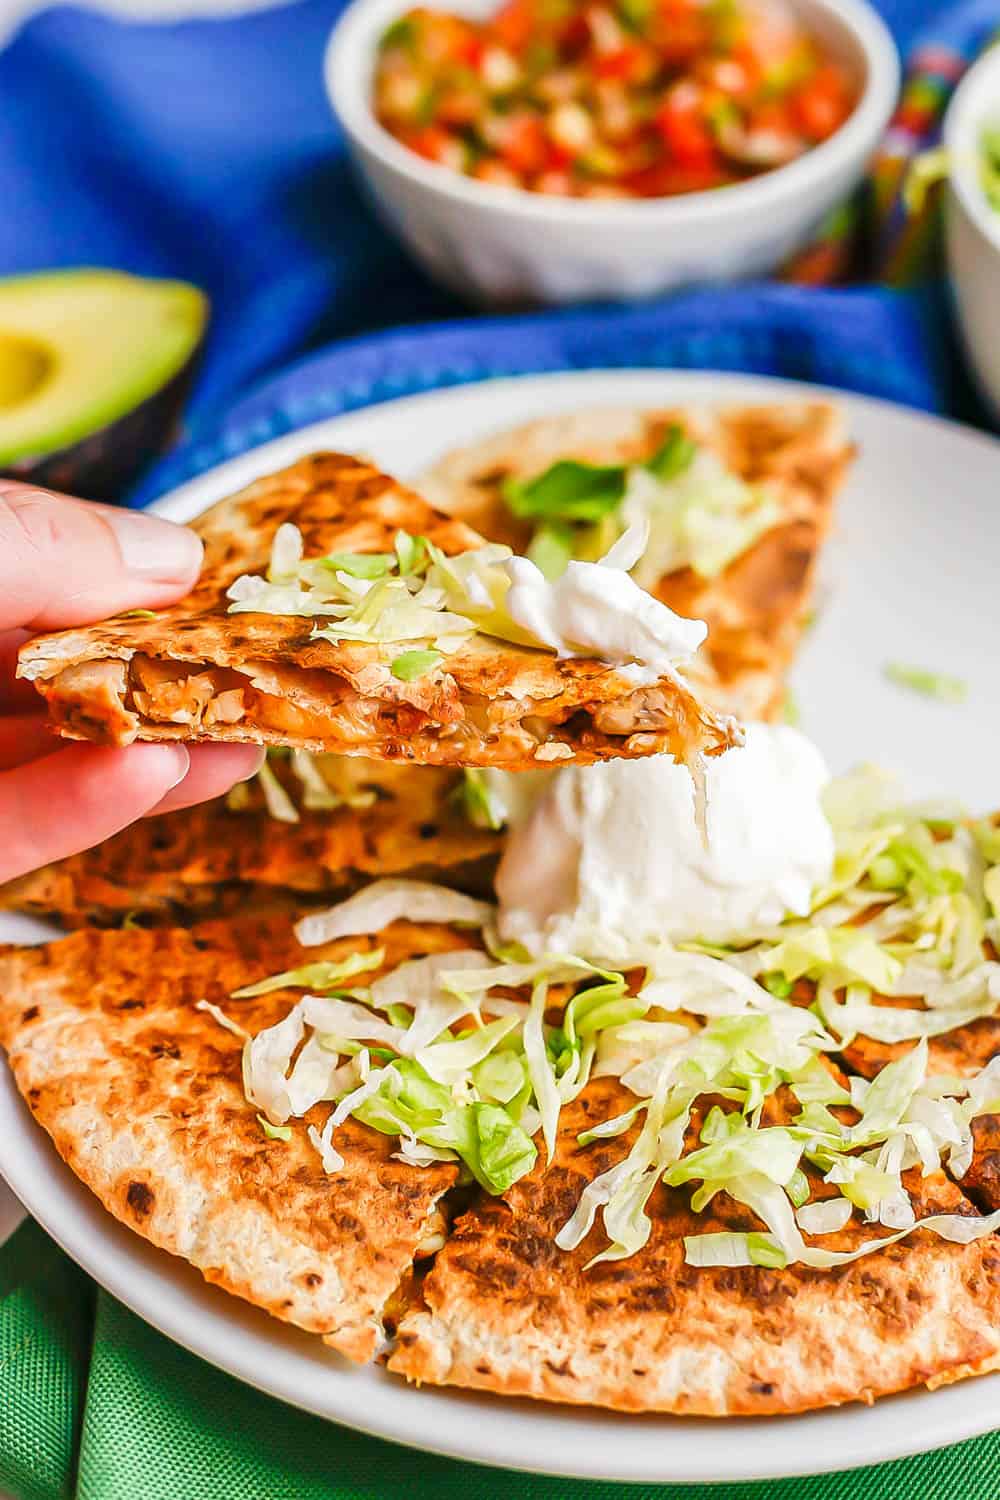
[40,653,693,763]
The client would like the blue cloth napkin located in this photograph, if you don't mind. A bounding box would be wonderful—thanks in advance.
[0,0,990,499]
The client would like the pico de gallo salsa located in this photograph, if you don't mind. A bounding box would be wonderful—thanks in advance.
[373,0,856,199]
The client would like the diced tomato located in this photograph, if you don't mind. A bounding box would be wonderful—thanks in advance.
[594,45,635,79]
[747,98,795,136]
[375,1,856,200]
[652,0,708,66]
[790,63,851,141]
[655,86,717,168]
[406,125,461,165]
[730,42,764,93]
[498,112,550,172]
[458,34,485,66]
[491,0,535,52]
[472,157,524,187]
[624,158,727,196]
[545,140,575,170]
[434,86,484,127]
[534,168,575,195]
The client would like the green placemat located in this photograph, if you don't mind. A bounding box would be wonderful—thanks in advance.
[1,1220,997,1500]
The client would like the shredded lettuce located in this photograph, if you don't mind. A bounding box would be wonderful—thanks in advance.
[559,992,1000,1270]
[228,519,702,677]
[457,769,505,831]
[238,940,639,1193]
[696,1172,1000,1270]
[295,879,493,946]
[884,662,968,703]
[231,949,385,999]
[390,648,442,681]
[229,749,379,821]
[623,448,782,588]
[757,927,903,993]
[255,760,300,823]
[195,999,250,1040]
[501,426,777,585]
[504,460,628,524]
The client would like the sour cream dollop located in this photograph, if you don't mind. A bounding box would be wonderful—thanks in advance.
[495,723,835,960]
[502,526,707,684]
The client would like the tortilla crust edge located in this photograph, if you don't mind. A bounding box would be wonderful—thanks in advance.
[0,917,464,1361]
[388,1080,1000,1413]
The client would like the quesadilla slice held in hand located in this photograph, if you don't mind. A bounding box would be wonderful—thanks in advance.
[0,912,467,1360]
[418,401,852,722]
[0,754,501,927]
[18,452,741,770]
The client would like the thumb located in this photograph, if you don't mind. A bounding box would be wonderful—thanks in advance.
[0,481,203,632]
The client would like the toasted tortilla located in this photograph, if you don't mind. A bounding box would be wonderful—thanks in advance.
[17,453,739,770]
[0,913,472,1360]
[836,1010,1000,1215]
[0,756,500,926]
[3,915,997,1407]
[418,402,852,721]
[389,1075,1000,1413]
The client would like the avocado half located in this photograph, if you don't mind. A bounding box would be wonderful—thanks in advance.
[0,269,208,501]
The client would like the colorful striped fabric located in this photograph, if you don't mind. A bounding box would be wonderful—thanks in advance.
[787,2,1000,288]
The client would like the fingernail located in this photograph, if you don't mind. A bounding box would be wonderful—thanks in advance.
[161,744,191,789]
[104,509,203,582]
[238,747,267,781]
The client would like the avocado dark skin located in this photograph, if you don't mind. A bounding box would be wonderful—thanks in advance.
[2,352,200,502]
[0,269,208,502]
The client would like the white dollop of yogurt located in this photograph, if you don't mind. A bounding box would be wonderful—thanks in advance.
[502,525,707,685]
[495,723,835,960]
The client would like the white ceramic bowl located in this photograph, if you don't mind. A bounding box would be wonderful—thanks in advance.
[945,46,1000,419]
[326,0,898,305]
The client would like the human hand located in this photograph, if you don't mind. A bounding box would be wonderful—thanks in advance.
[0,481,264,884]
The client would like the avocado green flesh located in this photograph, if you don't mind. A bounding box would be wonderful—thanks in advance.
[0,269,208,464]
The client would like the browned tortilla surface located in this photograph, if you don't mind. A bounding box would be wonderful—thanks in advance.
[17,453,739,770]
[0,914,471,1360]
[0,757,500,926]
[838,1007,1000,1215]
[418,401,852,722]
[389,1077,1000,1412]
[1,916,998,1408]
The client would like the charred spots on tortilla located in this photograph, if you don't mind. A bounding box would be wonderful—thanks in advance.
[20,1005,39,1023]
[126,1180,155,1218]
[150,1039,181,1060]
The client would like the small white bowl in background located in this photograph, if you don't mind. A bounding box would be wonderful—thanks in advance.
[326,0,898,306]
[945,45,1000,419]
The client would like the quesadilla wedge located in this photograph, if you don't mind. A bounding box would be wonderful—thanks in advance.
[418,401,852,721]
[0,913,468,1360]
[837,1020,1000,1215]
[3,873,998,1410]
[17,452,740,770]
[389,1074,1000,1413]
[0,754,501,926]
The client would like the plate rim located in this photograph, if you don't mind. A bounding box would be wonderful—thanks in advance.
[3,367,1000,1481]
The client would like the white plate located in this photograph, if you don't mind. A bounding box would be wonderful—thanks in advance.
[1,370,999,1483]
